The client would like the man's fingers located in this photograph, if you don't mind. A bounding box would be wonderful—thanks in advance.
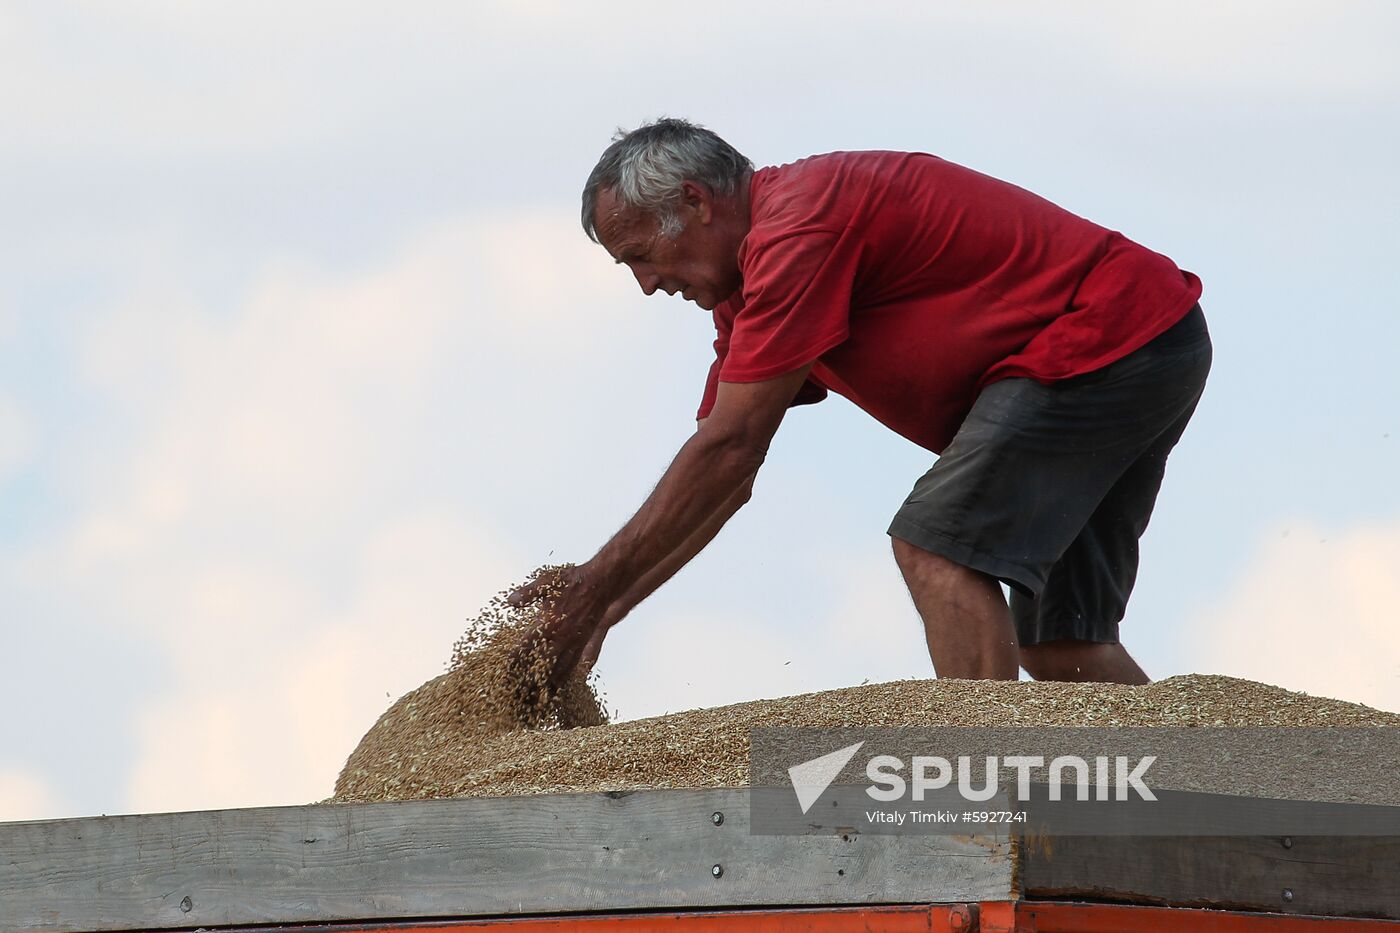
[578,626,608,673]
[510,607,587,696]
[502,564,605,700]
[507,580,541,608]
[509,564,575,608]
[549,633,587,693]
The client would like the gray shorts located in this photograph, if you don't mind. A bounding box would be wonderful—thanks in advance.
[888,304,1212,646]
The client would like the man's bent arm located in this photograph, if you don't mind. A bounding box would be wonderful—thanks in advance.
[579,465,750,670]
[589,365,812,599]
[518,364,814,684]
[605,429,749,619]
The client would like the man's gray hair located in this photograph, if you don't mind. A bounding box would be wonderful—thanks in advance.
[582,118,753,242]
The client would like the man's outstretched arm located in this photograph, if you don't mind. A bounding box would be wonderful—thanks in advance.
[516,364,814,686]
[577,424,747,669]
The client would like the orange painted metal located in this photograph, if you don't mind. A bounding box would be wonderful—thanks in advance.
[1019,901,1400,931]
[976,900,1020,932]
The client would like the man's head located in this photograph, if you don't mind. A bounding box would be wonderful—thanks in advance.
[582,118,753,311]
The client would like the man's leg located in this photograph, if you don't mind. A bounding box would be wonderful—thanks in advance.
[1019,639,1149,684]
[1010,369,1210,684]
[892,537,1019,679]
[889,306,1212,684]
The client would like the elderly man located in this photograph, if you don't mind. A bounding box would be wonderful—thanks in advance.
[515,118,1211,688]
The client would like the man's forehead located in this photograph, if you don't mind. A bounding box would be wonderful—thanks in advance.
[593,188,649,249]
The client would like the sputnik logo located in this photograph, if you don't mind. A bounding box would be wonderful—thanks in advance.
[788,741,865,814]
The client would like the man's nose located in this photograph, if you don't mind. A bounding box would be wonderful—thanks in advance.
[634,268,662,296]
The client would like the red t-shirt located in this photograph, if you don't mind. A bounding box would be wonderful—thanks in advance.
[696,151,1202,453]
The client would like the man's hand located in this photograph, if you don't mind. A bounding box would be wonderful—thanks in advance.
[508,562,617,692]
[579,604,623,672]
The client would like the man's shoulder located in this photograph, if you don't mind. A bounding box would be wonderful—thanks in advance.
[750,151,944,229]
[757,150,933,185]
[763,149,933,171]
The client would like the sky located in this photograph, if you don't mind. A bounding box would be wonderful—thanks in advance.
[1,1,1397,823]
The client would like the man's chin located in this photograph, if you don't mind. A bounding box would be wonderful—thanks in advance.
[695,285,739,311]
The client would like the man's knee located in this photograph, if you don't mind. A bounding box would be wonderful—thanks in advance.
[892,537,970,580]
[893,539,1006,609]
[891,535,921,567]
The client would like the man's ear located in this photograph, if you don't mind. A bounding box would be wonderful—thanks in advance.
[680,179,714,224]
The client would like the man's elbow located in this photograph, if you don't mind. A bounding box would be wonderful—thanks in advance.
[702,430,769,487]
[724,439,768,482]
[697,415,769,463]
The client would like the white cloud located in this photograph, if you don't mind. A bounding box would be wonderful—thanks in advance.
[81,207,620,400]
[0,769,62,823]
[0,299,16,343]
[7,206,643,815]
[933,2,1398,95]
[1182,520,1400,713]
[123,511,517,813]
[44,208,624,583]
[0,394,34,484]
[2,2,1392,162]
[0,3,601,157]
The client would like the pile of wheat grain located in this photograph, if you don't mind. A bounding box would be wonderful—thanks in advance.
[333,565,609,804]
[333,640,1400,804]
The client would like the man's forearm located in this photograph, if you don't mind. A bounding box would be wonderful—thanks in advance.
[589,428,763,600]
[525,371,807,685]
[605,479,751,621]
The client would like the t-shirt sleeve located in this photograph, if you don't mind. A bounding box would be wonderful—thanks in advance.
[696,329,727,421]
[718,229,856,382]
[696,299,829,421]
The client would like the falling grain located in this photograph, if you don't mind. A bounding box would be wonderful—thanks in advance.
[334,565,608,803]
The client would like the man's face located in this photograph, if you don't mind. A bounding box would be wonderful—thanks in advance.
[593,185,743,312]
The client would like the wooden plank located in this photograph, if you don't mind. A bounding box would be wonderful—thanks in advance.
[1019,834,1400,922]
[0,789,1013,933]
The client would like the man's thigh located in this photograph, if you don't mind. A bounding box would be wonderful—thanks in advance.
[888,304,1212,609]
[1011,388,1205,645]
